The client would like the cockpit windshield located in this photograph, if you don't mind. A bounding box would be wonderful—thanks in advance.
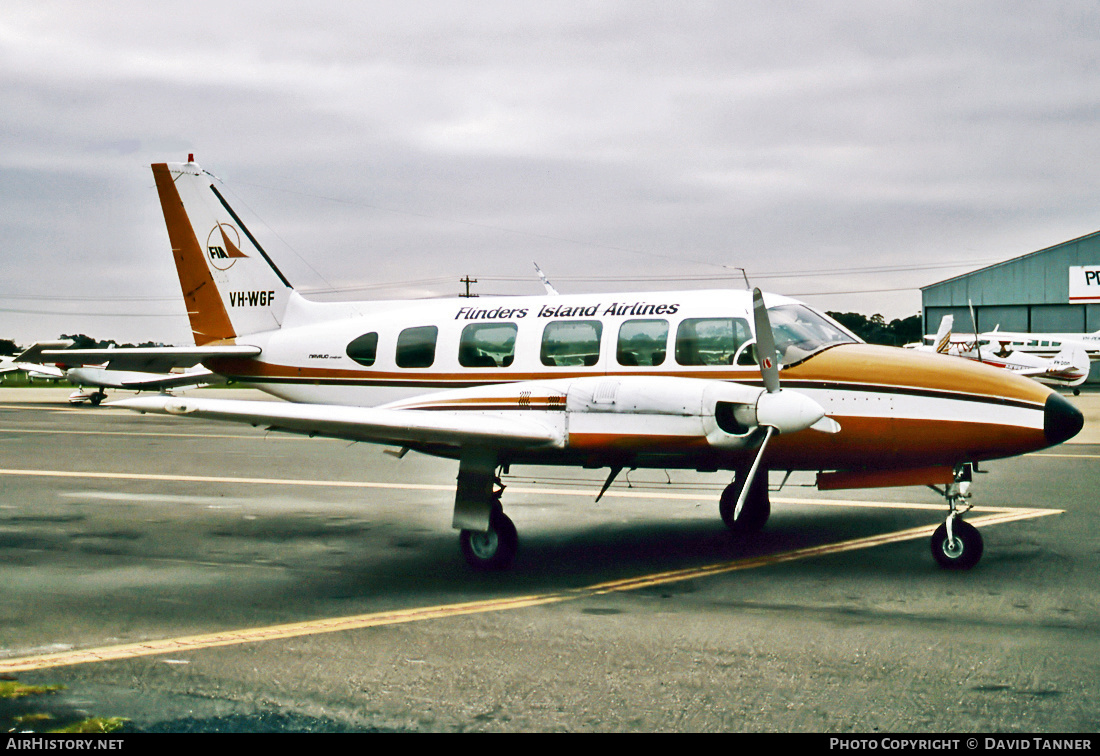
[767,304,860,364]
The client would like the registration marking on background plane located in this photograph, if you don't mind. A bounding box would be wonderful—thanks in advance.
[0,468,1062,674]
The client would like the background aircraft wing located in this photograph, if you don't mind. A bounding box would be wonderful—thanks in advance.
[111,396,565,450]
[40,345,261,372]
[14,340,74,363]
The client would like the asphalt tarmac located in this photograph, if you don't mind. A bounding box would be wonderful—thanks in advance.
[0,387,1098,734]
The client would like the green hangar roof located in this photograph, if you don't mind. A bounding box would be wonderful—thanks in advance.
[921,229,1100,307]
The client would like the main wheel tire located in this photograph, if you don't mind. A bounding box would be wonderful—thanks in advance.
[459,510,518,570]
[930,519,984,570]
[719,472,770,534]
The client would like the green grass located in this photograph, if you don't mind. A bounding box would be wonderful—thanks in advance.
[1,679,128,733]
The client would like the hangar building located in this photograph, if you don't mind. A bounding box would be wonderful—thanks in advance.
[920,229,1100,385]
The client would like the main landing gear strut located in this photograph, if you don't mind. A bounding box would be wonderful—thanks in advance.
[453,450,518,570]
[929,463,984,570]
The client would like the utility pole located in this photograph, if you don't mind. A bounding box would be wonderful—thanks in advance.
[459,275,479,298]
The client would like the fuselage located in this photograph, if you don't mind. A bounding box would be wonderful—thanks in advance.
[203,289,1080,474]
[979,330,1100,361]
[938,341,1090,388]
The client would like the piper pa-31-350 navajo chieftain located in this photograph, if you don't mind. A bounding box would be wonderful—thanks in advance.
[49,159,1084,571]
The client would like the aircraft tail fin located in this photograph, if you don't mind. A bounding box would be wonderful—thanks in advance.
[1052,345,1091,376]
[152,158,293,345]
[933,315,953,354]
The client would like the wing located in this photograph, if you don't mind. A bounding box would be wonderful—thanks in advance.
[40,345,261,373]
[110,395,565,450]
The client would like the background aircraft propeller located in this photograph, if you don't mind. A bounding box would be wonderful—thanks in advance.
[968,299,983,364]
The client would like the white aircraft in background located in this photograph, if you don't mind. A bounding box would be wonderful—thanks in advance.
[9,341,220,405]
[910,316,1091,394]
[0,341,72,382]
[45,159,1084,571]
[977,327,1100,362]
[60,363,221,405]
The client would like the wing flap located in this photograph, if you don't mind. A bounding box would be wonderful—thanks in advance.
[110,396,565,450]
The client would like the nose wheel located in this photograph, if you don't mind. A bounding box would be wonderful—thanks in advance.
[930,518,983,570]
[930,463,984,570]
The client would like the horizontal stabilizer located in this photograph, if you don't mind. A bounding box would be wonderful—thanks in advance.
[41,345,261,373]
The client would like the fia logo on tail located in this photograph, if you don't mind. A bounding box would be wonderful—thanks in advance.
[206,223,249,271]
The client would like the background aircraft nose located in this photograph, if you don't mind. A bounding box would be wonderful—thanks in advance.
[1044,393,1084,446]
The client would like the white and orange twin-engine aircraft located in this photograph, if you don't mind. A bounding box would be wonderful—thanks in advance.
[48,159,1084,571]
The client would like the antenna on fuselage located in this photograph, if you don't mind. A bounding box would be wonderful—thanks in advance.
[533,262,560,296]
[729,267,751,289]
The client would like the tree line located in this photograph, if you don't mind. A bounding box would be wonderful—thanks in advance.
[825,312,923,347]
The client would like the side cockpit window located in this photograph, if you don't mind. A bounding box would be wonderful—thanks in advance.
[346,332,378,367]
[459,322,517,368]
[396,325,438,368]
[675,318,751,366]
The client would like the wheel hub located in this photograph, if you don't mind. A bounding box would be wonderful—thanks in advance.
[941,537,964,559]
[467,529,499,559]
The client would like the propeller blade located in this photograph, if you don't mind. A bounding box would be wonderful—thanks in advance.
[968,299,982,363]
[733,425,774,521]
[752,288,780,394]
[733,288,838,520]
[810,416,841,433]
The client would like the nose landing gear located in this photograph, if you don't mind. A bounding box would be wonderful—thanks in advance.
[930,463,984,570]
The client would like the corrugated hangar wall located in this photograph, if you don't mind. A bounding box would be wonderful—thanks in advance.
[921,229,1100,384]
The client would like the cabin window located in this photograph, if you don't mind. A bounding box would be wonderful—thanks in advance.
[346,332,378,367]
[459,322,517,368]
[396,325,438,368]
[675,317,751,366]
[617,319,668,366]
[541,320,603,367]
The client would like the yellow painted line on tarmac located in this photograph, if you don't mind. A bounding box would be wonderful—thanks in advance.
[0,468,1060,674]
[0,593,572,675]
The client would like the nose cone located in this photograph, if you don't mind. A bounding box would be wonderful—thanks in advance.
[1045,393,1084,446]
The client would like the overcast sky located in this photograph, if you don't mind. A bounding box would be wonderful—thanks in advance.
[2,1,1098,345]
